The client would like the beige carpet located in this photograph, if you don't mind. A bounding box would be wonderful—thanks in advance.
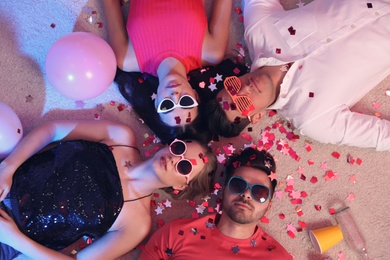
[1,0,389,259]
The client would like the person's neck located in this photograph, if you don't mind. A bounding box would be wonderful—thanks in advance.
[256,64,290,103]
[125,159,163,197]
[156,57,187,80]
[216,212,259,239]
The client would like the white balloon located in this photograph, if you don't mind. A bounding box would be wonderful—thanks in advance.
[0,101,23,159]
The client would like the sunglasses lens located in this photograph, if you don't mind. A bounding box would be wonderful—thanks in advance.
[179,96,196,107]
[251,185,269,203]
[176,160,192,175]
[170,140,186,155]
[159,99,175,112]
[235,97,254,114]
[224,77,241,95]
[229,177,247,194]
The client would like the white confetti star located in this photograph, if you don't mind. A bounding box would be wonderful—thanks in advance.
[214,73,223,82]
[208,83,217,91]
[155,205,164,215]
[164,199,172,207]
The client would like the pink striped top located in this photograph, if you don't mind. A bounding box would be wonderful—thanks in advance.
[126,0,207,76]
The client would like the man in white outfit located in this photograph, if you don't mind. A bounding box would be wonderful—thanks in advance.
[206,0,390,151]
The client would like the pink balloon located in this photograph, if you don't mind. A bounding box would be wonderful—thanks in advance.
[45,32,117,100]
[0,101,23,159]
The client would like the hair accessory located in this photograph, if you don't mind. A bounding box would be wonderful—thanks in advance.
[173,189,180,195]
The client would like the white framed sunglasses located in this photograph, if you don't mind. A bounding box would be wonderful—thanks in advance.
[169,139,194,184]
[157,95,199,113]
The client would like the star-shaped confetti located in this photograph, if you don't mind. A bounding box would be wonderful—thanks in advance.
[163,199,172,207]
[346,192,355,202]
[165,248,173,256]
[232,245,240,254]
[269,171,277,181]
[155,205,164,215]
[208,83,217,91]
[215,73,223,82]
[25,95,33,102]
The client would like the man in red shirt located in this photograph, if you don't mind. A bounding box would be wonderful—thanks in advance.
[141,147,293,259]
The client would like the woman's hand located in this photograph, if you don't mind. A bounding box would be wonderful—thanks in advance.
[0,208,21,246]
[0,162,14,201]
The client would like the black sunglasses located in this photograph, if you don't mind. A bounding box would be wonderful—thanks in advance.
[227,176,270,203]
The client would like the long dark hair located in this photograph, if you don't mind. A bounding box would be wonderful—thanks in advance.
[114,59,249,144]
[114,70,210,144]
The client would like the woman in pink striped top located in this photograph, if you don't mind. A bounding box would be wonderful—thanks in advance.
[103,0,232,143]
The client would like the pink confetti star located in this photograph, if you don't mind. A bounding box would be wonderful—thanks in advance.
[286,175,295,186]
[296,166,305,175]
[286,223,296,234]
[281,146,290,155]
[349,175,358,183]
[337,251,345,260]
[291,190,301,199]
[274,191,283,199]
[269,171,277,181]
[372,101,381,109]
[216,154,226,164]
[320,162,328,170]
[346,193,355,202]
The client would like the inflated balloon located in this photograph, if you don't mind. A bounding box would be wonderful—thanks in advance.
[45,32,117,100]
[0,101,23,159]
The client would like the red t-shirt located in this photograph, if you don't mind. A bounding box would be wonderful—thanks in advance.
[141,213,293,259]
[127,0,206,76]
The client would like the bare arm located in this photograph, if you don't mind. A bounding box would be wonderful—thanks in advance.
[202,0,233,65]
[0,120,135,201]
[0,208,74,260]
[0,206,150,260]
[102,0,139,71]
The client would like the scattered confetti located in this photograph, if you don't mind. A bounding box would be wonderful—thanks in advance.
[346,192,355,202]
[25,95,33,102]
[232,245,240,254]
